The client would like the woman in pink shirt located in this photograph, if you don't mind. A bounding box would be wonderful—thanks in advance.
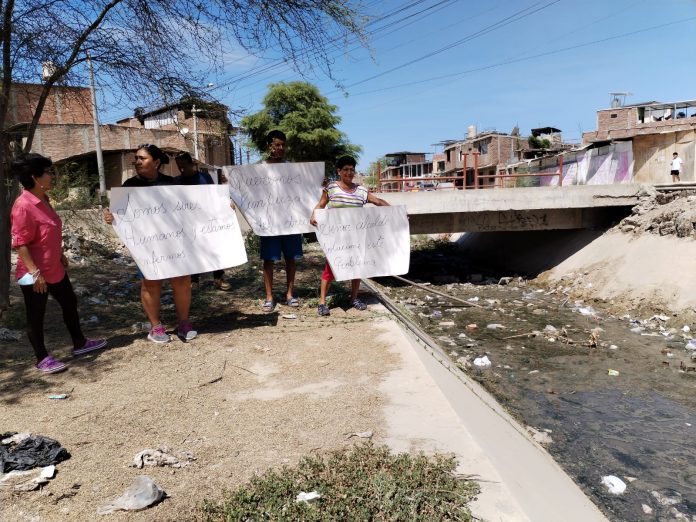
[11,153,106,374]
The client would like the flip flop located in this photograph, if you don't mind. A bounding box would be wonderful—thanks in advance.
[286,297,300,307]
[262,300,275,313]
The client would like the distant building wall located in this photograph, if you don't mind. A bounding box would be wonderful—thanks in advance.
[31,123,231,188]
[562,142,634,185]
[585,107,696,143]
[633,130,695,183]
[510,142,634,187]
[31,124,229,166]
[8,83,93,126]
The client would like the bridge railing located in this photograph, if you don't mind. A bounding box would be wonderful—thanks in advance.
[375,156,564,191]
[376,175,463,192]
[486,156,564,188]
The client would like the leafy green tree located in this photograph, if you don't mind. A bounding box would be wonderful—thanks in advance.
[242,82,361,176]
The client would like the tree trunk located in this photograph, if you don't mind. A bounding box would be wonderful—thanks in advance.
[0,133,14,311]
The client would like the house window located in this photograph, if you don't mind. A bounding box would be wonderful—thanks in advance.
[478,140,489,155]
[610,113,618,119]
[446,150,451,162]
[144,109,177,129]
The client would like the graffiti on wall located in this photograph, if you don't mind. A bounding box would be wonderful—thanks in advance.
[539,141,634,186]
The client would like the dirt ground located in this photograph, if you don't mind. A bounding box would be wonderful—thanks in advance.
[0,242,402,521]
[536,191,696,322]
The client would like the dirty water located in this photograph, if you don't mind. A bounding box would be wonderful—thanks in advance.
[376,266,696,522]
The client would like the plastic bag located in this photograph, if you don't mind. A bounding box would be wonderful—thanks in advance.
[97,476,165,515]
[0,433,70,473]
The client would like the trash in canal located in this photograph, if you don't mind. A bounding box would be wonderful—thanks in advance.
[600,475,626,495]
[486,323,505,330]
[48,394,69,400]
[473,356,491,368]
[607,369,620,376]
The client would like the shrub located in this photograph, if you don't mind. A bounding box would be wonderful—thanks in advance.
[200,443,479,521]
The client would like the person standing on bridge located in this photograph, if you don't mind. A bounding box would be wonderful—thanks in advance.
[310,155,390,317]
[670,152,683,183]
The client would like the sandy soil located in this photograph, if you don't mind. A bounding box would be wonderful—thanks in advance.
[538,230,696,316]
[0,244,403,521]
[536,190,696,321]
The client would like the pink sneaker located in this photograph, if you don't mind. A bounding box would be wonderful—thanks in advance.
[73,338,107,356]
[147,324,171,344]
[36,355,67,374]
[177,321,198,342]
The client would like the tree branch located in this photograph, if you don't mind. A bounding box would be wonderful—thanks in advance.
[0,0,15,128]
[23,0,123,151]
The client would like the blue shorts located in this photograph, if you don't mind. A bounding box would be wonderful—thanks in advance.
[260,234,303,262]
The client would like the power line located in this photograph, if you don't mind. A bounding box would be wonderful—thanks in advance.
[205,0,447,94]
[334,0,560,92]
[344,15,696,99]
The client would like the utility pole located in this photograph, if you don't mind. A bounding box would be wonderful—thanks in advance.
[192,105,201,160]
[86,52,105,201]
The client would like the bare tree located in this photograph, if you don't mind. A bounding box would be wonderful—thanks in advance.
[0,0,365,311]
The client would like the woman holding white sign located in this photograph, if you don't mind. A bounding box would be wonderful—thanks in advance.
[310,155,390,317]
[11,153,107,374]
[103,144,196,343]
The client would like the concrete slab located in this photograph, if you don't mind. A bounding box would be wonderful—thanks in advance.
[375,315,608,522]
[380,184,644,233]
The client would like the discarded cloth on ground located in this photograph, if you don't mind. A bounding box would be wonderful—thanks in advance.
[131,446,195,469]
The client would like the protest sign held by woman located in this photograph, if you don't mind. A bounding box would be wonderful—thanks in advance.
[310,155,390,317]
[104,144,196,343]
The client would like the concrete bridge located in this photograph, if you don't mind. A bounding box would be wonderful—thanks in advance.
[380,184,646,234]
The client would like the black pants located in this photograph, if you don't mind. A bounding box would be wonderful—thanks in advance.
[191,270,224,283]
[20,274,86,362]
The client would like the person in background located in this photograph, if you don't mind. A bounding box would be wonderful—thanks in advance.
[174,151,231,291]
[670,152,683,183]
[259,129,302,312]
[11,153,107,374]
[104,144,197,343]
[310,155,390,317]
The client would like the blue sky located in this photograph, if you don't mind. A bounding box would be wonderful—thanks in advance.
[103,0,696,172]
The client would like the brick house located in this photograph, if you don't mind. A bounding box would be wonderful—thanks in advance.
[582,99,696,183]
[7,83,234,189]
[442,130,531,188]
[380,152,434,191]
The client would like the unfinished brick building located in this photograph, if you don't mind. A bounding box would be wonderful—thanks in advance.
[583,98,696,183]
[7,83,234,189]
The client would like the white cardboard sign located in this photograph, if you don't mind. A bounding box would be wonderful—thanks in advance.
[314,205,410,281]
[110,185,247,280]
[223,162,324,236]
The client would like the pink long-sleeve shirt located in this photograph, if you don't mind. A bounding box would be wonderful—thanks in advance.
[11,190,65,284]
